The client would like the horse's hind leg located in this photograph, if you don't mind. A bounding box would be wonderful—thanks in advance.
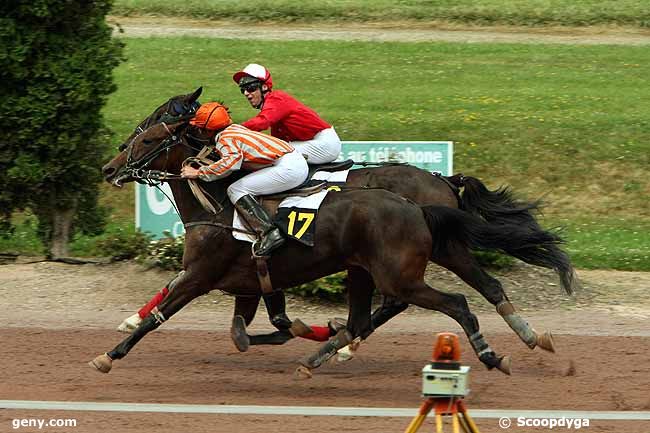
[230,292,314,352]
[371,296,409,329]
[397,280,511,375]
[436,247,555,352]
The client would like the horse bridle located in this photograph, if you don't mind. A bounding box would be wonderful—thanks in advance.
[118,99,201,152]
[118,122,201,185]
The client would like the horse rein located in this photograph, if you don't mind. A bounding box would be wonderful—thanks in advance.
[119,121,232,220]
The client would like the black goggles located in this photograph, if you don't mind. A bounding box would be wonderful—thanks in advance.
[240,82,261,94]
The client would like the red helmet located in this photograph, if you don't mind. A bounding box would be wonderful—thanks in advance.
[232,63,273,89]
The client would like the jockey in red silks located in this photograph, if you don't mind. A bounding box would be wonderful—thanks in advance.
[234,63,342,164]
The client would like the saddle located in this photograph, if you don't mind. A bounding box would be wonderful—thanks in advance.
[307,159,354,179]
[250,161,354,296]
[262,159,354,201]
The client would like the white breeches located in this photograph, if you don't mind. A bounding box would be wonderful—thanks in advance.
[227,149,309,203]
[291,127,342,164]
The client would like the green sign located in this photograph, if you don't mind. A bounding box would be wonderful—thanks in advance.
[135,183,185,239]
[136,141,453,238]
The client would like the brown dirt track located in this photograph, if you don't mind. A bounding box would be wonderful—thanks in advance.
[1,260,650,432]
[3,19,650,433]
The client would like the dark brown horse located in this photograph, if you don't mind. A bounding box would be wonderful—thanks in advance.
[117,88,576,354]
[92,119,575,376]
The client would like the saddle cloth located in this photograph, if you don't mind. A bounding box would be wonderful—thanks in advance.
[232,169,350,244]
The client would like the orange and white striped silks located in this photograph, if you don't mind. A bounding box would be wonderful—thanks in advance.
[198,124,294,181]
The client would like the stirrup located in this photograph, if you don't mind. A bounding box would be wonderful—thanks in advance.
[252,229,285,257]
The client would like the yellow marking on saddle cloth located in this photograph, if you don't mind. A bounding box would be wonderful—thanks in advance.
[232,169,350,244]
[274,190,329,246]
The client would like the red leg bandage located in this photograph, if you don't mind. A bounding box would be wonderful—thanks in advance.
[138,287,169,319]
[299,325,332,342]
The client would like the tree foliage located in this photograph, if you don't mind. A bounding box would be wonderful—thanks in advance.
[0,1,124,256]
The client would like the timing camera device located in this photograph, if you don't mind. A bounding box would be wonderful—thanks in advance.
[421,332,471,397]
[421,364,471,397]
[406,333,480,433]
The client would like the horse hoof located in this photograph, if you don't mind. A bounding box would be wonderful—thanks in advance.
[536,331,556,353]
[336,345,355,362]
[116,313,142,334]
[294,365,313,380]
[289,318,313,338]
[328,317,347,334]
[230,315,250,352]
[336,338,361,362]
[89,353,113,373]
[497,356,512,375]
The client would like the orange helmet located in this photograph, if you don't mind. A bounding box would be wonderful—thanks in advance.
[189,102,232,131]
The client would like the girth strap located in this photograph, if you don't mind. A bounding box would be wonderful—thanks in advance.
[255,257,274,295]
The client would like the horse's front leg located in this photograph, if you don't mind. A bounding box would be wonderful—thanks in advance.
[89,271,204,373]
[117,271,186,333]
[332,295,410,362]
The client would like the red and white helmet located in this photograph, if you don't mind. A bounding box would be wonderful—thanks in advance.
[232,63,273,89]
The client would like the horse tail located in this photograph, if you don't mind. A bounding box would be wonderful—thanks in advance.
[456,176,541,227]
[421,205,577,295]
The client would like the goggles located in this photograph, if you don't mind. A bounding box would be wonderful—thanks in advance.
[240,82,261,94]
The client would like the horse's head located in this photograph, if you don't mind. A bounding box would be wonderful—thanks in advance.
[117,87,203,152]
[103,121,193,187]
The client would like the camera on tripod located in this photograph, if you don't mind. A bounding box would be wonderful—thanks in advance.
[421,332,470,397]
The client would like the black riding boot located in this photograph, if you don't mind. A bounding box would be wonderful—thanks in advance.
[235,195,285,256]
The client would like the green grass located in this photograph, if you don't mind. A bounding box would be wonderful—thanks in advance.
[0,215,43,256]
[111,0,650,28]
[99,37,649,271]
[551,218,650,271]
[5,36,649,271]
[0,215,145,258]
[104,37,650,219]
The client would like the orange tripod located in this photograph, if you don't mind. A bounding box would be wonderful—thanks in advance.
[404,332,480,433]
[405,396,480,433]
